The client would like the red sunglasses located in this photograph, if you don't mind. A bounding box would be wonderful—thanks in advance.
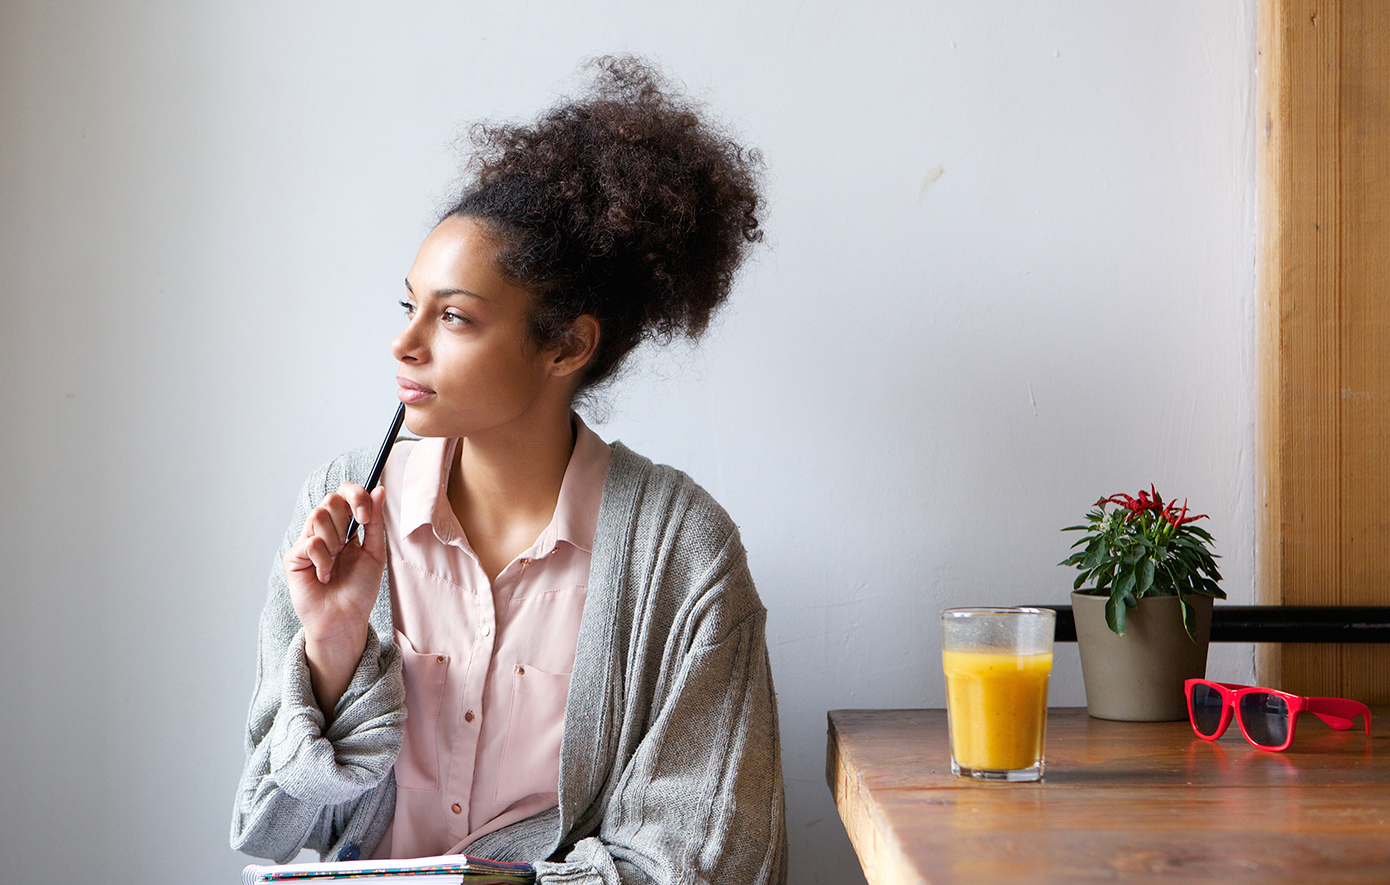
[1184,679,1371,751]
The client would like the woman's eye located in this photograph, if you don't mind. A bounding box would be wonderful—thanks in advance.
[442,310,470,326]
[399,300,416,316]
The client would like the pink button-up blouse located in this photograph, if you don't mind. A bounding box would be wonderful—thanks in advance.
[370,416,612,859]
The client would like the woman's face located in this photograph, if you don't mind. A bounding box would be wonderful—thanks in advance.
[392,214,565,440]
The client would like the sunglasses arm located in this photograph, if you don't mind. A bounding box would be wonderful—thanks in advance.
[1306,697,1372,734]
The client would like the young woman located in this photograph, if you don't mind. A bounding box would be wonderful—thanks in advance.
[231,57,786,885]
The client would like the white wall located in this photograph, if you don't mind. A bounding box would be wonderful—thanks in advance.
[0,2,1256,883]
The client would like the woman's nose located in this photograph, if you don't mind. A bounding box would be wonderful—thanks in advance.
[391,318,426,363]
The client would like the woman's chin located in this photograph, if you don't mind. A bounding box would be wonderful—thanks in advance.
[400,410,441,438]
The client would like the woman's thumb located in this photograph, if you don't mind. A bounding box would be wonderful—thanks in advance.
[361,486,388,562]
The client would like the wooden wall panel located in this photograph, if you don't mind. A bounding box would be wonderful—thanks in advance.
[1336,0,1390,702]
[1257,0,1390,700]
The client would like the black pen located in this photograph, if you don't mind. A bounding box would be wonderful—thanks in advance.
[345,402,406,543]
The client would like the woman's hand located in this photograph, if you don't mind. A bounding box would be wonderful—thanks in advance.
[283,482,388,714]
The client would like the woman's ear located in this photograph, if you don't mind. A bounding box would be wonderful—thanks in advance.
[548,315,601,379]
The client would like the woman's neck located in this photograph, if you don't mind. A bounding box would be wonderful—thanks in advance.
[445,407,577,582]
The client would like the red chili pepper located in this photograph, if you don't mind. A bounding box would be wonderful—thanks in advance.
[1101,487,1208,526]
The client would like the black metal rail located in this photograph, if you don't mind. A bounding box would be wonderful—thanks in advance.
[1034,605,1390,644]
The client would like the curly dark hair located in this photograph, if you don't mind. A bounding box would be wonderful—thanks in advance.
[443,55,765,393]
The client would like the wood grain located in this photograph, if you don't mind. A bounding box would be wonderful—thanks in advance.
[1335,0,1390,702]
[829,708,1390,884]
[1256,0,1390,698]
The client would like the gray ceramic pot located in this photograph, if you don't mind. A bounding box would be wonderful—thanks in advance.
[1071,591,1213,721]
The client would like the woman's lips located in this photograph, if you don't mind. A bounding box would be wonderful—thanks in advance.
[396,377,435,405]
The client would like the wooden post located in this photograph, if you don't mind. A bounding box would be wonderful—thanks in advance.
[1257,0,1390,699]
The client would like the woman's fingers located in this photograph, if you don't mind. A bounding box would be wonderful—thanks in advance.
[288,482,384,585]
[300,494,346,542]
[335,482,373,529]
[292,488,355,583]
[283,482,385,661]
[303,533,338,584]
[284,537,315,576]
[299,484,371,545]
[284,533,333,585]
[359,487,388,561]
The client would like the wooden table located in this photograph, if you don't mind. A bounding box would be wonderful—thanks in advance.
[827,707,1390,884]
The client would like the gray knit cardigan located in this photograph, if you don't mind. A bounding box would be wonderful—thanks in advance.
[231,442,787,885]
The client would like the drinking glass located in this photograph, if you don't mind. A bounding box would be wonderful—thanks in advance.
[941,607,1056,782]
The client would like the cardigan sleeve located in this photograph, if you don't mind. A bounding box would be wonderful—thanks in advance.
[533,604,787,885]
[230,460,406,863]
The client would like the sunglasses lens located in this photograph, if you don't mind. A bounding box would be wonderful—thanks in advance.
[1238,692,1290,747]
[1190,683,1225,736]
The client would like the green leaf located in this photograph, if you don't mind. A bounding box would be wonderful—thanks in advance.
[1116,566,1137,598]
[1180,596,1198,642]
[1193,577,1225,599]
[1083,537,1106,569]
[1106,594,1126,635]
[1137,557,1155,595]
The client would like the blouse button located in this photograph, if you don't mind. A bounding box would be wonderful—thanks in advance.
[464,710,475,723]
[451,803,462,815]
[481,624,492,638]
[517,666,526,676]
[436,655,445,664]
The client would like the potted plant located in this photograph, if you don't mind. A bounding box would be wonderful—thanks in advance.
[1061,486,1224,721]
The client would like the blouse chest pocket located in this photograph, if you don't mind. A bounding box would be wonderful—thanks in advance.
[495,663,572,803]
[394,631,449,791]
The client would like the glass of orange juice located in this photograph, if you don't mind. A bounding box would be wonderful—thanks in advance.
[941,607,1056,782]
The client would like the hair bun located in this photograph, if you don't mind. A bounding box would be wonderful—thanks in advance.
[446,54,765,392]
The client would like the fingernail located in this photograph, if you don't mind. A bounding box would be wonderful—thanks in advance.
[357,506,369,522]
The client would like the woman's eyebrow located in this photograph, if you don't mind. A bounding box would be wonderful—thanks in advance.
[403,278,488,301]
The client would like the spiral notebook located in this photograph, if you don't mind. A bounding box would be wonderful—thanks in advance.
[241,854,535,885]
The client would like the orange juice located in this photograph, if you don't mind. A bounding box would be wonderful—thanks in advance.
[942,650,1053,771]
